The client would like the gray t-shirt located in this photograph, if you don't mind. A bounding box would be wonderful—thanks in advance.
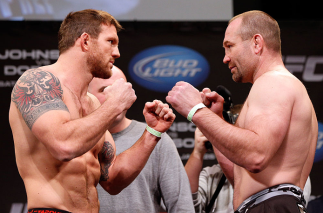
[97,120,194,213]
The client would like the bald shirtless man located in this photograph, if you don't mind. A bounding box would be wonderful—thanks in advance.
[166,10,317,213]
[9,9,175,213]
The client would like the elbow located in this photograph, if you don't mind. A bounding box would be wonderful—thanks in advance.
[102,182,125,195]
[107,188,123,195]
[245,154,267,173]
[55,151,75,162]
[51,141,77,162]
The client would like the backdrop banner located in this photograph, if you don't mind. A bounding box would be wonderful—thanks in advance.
[1,21,322,212]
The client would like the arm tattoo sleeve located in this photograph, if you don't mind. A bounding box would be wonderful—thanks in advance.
[99,141,115,181]
[11,68,69,129]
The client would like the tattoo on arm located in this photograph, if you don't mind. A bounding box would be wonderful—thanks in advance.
[99,141,115,181]
[11,68,69,129]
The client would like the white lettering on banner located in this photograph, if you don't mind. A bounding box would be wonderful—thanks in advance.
[174,138,195,148]
[0,80,16,87]
[168,122,196,132]
[141,59,202,77]
[35,60,51,66]
[142,67,202,77]
[1,49,59,78]
[317,132,323,149]
[318,131,323,141]
[0,49,59,60]
[10,203,27,213]
[317,141,323,149]
[4,65,39,76]
[153,59,198,68]
[181,153,215,160]
[167,132,178,138]
[284,55,323,82]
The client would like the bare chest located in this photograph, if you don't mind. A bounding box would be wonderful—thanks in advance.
[234,102,248,128]
[62,88,103,158]
[63,90,95,119]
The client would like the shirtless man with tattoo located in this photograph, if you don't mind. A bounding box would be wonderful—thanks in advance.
[167,10,317,213]
[9,9,175,213]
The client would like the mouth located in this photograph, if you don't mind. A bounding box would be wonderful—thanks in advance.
[108,61,114,68]
[229,66,236,72]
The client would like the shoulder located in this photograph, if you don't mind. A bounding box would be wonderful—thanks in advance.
[12,68,63,100]
[254,70,302,91]
[158,132,177,150]
[14,68,61,89]
[132,120,147,129]
[249,70,301,104]
[11,68,68,129]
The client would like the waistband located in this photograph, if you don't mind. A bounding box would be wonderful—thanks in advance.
[234,184,306,213]
[28,208,72,213]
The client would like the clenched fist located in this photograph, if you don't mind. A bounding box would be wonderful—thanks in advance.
[143,100,176,133]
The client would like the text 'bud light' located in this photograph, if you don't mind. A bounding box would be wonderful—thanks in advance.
[128,45,210,92]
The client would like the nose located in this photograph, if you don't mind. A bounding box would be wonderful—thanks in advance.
[113,46,120,59]
[223,54,230,64]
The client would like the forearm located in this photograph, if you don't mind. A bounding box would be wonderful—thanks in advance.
[38,103,122,161]
[213,147,234,186]
[185,150,204,193]
[192,108,262,172]
[100,130,160,194]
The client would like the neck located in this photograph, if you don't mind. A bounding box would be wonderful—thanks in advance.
[109,117,132,134]
[55,53,93,98]
[252,52,284,83]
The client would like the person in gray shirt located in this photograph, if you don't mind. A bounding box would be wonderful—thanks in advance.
[88,65,194,213]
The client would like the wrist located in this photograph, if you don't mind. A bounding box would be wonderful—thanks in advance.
[192,148,206,160]
[146,125,163,137]
[187,103,206,122]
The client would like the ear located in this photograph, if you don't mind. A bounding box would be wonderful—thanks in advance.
[252,34,263,55]
[79,32,90,52]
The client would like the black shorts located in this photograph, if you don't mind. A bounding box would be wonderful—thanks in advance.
[245,195,306,213]
[234,184,307,213]
[28,208,72,213]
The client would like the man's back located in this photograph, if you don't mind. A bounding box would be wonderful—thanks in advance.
[233,70,317,207]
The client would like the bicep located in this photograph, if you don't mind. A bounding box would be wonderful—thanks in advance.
[244,79,294,154]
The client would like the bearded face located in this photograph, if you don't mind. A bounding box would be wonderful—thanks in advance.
[87,41,112,79]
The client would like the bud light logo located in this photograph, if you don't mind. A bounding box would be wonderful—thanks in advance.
[314,121,323,162]
[128,45,209,92]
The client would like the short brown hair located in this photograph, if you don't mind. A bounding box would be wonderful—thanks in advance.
[230,10,281,53]
[58,9,122,54]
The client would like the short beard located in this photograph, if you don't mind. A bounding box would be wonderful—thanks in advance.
[87,53,111,79]
[232,70,243,83]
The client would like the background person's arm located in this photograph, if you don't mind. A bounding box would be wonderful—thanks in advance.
[185,127,208,193]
